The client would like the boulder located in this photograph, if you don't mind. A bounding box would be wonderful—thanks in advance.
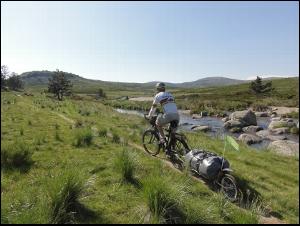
[191,125,211,132]
[267,135,288,141]
[224,120,244,129]
[242,126,263,133]
[256,130,270,139]
[192,114,202,119]
[268,121,296,130]
[271,127,290,135]
[281,118,292,122]
[271,112,278,118]
[255,112,269,117]
[256,130,287,141]
[268,140,299,157]
[230,127,242,133]
[271,117,281,121]
[238,134,262,145]
[230,110,257,126]
[200,111,208,117]
[222,117,229,122]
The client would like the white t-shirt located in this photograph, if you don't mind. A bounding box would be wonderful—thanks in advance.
[153,92,178,114]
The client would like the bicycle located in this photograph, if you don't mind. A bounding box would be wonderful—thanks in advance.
[142,114,190,169]
[142,114,238,202]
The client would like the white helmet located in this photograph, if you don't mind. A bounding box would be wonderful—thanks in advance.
[156,82,165,90]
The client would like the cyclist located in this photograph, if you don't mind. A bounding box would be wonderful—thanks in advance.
[147,82,180,150]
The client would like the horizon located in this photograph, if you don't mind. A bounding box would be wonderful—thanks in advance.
[1,1,299,83]
[20,69,299,84]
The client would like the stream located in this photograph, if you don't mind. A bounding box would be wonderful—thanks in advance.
[115,108,299,150]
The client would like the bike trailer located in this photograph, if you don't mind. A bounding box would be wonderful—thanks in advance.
[185,149,230,180]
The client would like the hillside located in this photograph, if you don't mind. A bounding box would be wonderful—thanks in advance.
[173,77,299,113]
[102,77,299,115]
[179,77,246,88]
[1,92,299,224]
[20,71,256,91]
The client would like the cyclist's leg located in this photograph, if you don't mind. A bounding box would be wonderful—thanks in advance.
[156,114,168,143]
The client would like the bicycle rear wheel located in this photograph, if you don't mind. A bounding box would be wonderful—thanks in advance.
[169,137,190,170]
[172,137,189,157]
[142,129,160,156]
[219,174,238,202]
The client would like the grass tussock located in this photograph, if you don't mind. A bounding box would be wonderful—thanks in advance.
[73,128,93,147]
[49,172,85,224]
[55,130,63,141]
[112,132,121,144]
[142,174,186,224]
[114,149,138,183]
[1,141,33,171]
[98,128,107,138]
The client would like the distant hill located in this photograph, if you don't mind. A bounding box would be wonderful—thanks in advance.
[20,71,246,88]
[20,70,298,91]
[178,77,247,88]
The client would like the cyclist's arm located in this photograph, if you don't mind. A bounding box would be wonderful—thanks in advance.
[148,104,157,117]
[148,96,160,117]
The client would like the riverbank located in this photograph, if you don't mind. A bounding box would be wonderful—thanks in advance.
[115,108,299,155]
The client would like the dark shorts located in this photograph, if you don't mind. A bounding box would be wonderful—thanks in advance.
[156,113,180,126]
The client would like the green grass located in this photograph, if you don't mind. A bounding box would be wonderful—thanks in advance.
[175,77,299,114]
[114,148,138,184]
[1,91,298,224]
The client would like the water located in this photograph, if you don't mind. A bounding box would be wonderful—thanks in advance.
[115,108,299,150]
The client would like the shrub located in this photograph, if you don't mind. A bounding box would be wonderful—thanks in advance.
[1,141,33,170]
[73,128,93,147]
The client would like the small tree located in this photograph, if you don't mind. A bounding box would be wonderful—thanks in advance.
[1,65,9,89]
[97,88,106,98]
[250,76,273,95]
[7,72,24,91]
[48,69,73,101]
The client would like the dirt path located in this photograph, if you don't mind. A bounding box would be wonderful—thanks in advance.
[259,216,286,224]
[129,97,153,101]
[128,142,207,185]
[54,112,75,124]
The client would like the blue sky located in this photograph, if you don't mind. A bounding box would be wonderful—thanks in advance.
[1,1,299,83]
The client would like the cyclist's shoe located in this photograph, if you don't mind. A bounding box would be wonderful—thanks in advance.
[159,138,166,147]
[165,149,175,158]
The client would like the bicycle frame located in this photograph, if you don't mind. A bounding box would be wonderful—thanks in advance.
[145,114,179,153]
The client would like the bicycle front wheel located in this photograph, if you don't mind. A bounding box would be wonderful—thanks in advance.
[142,129,160,156]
